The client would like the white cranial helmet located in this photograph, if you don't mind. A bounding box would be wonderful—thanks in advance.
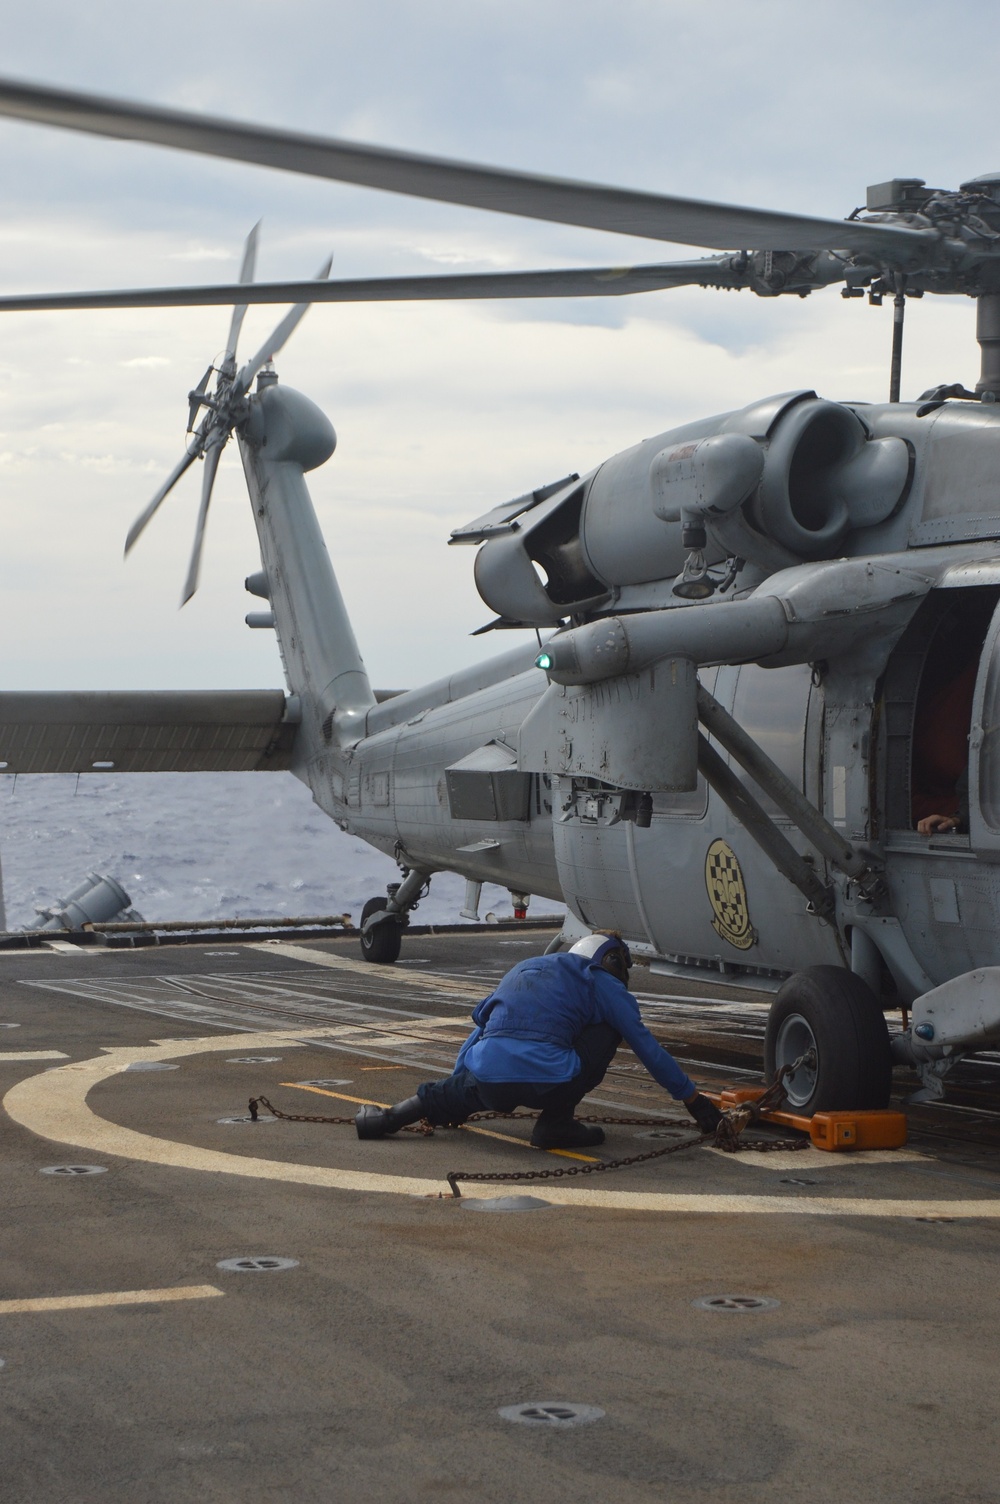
[568,933,632,968]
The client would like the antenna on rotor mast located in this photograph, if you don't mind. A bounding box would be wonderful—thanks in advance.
[976,294,1000,401]
[889,276,906,404]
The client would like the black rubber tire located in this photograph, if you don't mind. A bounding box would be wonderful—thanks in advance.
[763,965,892,1114]
[359,896,402,965]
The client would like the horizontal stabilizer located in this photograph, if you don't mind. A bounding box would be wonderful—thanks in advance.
[0,690,299,774]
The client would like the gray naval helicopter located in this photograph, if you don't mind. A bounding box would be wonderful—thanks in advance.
[2,80,1000,1114]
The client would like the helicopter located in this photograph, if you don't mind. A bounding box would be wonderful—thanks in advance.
[0,78,999,1115]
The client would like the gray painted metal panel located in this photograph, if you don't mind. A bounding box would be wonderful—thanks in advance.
[353,669,562,901]
[239,384,376,751]
[542,660,841,971]
[0,690,297,773]
[445,742,531,823]
[885,846,1000,984]
[729,663,812,819]
[362,644,541,739]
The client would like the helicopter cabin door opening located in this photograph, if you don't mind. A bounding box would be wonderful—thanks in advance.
[967,593,1000,861]
[877,585,1000,986]
[881,587,998,852]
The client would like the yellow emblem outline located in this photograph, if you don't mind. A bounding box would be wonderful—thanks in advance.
[704,837,757,951]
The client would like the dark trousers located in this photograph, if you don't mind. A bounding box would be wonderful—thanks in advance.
[415,1023,622,1126]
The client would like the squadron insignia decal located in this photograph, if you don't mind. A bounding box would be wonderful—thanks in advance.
[705,839,757,951]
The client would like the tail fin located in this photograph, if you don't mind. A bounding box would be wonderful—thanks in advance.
[238,374,375,746]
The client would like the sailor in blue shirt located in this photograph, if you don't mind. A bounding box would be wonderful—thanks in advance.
[356,932,723,1150]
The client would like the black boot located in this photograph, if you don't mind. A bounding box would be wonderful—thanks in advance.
[530,1111,605,1150]
[355,1095,426,1140]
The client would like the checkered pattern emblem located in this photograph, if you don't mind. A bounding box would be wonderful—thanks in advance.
[705,837,756,951]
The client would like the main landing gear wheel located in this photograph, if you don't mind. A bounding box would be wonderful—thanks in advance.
[359,896,402,965]
[764,965,892,1115]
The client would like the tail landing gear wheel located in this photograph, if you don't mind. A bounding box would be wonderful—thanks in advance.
[359,896,402,965]
[764,965,892,1114]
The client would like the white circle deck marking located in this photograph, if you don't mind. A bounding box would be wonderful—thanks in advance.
[4,1031,999,1219]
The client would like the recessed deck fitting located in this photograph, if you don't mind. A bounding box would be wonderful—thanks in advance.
[39,1164,108,1176]
[216,1257,299,1272]
[463,1195,553,1213]
[692,1295,780,1313]
[499,1402,604,1427]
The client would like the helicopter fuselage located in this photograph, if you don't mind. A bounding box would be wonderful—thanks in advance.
[236,375,1000,1030]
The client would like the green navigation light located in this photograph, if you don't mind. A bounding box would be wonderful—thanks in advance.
[535,652,554,671]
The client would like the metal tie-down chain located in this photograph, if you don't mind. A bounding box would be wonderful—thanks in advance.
[442,1051,812,1198]
[247,1050,814,1198]
[247,1097,435,1134]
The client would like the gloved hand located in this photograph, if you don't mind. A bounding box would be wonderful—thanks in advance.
[684,1092,723,1135]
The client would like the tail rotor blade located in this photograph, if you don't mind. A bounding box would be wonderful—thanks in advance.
[223,219,260,365]
[236,255,332,392]
[186,365,213,432]
[125,442,201,555]
[180,434,225,605]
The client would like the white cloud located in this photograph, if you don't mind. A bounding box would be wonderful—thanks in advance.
[0,0,990,694]
[167,246,234,263]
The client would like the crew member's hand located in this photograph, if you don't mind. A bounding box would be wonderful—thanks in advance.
[917,813,960,835]
[684,1092,723,1134]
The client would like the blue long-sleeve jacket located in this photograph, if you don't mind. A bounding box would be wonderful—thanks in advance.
[454,952,695,1100]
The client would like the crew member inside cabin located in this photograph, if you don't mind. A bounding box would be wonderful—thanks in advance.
[912,636,980,835]
[909,596,1000,836]
[355,932,723,1149]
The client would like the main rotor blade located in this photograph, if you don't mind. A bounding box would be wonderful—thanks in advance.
[180,435,225,606]
[0,258,744,314]
[235,256,332,392]
[125,442,200,556]
[0,76,934,259]
[224,219,260,364]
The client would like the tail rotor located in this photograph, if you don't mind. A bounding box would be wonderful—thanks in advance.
[124,225,330,605]
[236,255,331,393]
[180,431,225,606]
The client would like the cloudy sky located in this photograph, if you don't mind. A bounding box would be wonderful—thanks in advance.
[0,0,990,693]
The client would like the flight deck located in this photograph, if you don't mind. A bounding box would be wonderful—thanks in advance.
[1,927,998,1503]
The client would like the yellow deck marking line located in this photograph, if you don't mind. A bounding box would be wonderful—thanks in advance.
[0,1051,68,1062]
[4,1031,996,1218]
[289,1082,391,1109]
[253,942,483,999]
[284,1083,600,1163]
[360,1064,406,1070]
[0,1284,223,1315]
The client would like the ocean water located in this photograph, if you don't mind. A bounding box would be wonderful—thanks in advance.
[0,771,562,931]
